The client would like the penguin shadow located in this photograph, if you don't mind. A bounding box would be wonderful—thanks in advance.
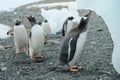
[47,65,70,72]
[47,64,80,73]
[47,65,120,79]
[11,51,46,65]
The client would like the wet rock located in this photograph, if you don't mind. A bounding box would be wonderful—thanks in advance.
[4,45,13,49]
[0,45,5,50]
[1,67,7,71]
[49,62,53,66]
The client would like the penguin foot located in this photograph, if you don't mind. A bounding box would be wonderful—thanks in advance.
[70,66,79,72]
[30,56,43,61]
[30,53,43,61]
[30,57,37,61]
[34,53,43,57]
[15,49,20,54]
[23,47,28,54]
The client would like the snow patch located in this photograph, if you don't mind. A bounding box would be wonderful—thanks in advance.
[41,2,81,34]
[27,2,75,9]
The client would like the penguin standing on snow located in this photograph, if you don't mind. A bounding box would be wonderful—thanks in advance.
[62,16,74,36]
[58,10,93,72]
[8,19,28,54]
[42,19,51,44]
[26,16,44,60]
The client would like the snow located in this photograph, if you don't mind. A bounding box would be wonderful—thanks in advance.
[27,2,74,9]
[41,2,81,34]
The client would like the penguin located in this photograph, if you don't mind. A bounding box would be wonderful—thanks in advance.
[26,16,44,60]
[7,28,14,36]
[62,16,74,36]
[13,19,28,54]
[58,10,93,72]
[42,19,51,44]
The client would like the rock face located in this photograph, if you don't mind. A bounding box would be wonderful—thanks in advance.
[0,1,118,80]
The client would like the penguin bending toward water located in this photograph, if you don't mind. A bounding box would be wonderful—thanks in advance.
[12,19,28,54]
[58,10,93,72]
[42,19,51,44]
[26,16,44,60]
[62,16,74,36]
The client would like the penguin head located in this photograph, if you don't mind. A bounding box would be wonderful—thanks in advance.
[38,22,42,25]
[15,19,22,26]
[70,16,74,20]
[44,19,48,23]
[26,15,36,23]
[68,16,74,20]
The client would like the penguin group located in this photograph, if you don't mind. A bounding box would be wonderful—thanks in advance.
[7,10,93,72]
[7,16,51,60]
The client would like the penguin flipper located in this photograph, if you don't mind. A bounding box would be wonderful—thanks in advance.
[68,36,78,62]
[62,25,65,36]
[29,31,32,38]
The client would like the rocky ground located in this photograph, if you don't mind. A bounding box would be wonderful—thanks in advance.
[0,0,120,80]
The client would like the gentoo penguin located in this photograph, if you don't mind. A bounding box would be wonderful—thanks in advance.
[12,19,28,54]
[62,16,74,36]
[26,16,44,60]
[58,10,93,72]
[42,19,51,44]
